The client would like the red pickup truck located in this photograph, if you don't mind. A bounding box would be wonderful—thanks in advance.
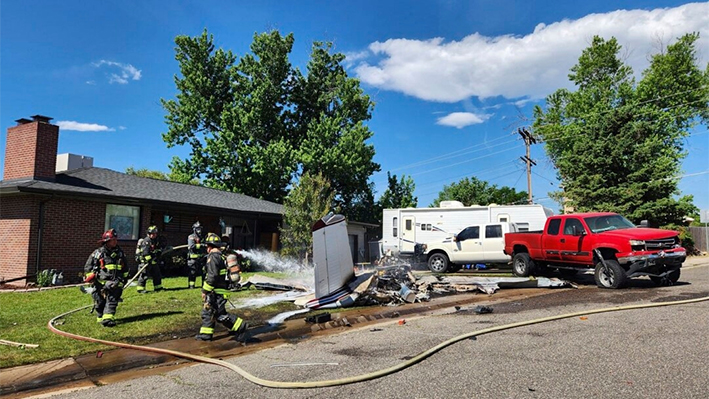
[503,212,686,289]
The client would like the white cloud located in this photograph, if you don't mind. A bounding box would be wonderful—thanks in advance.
[343,50,370,67]
[57,121,115,132]
[92,60,142,84]
[354,3,709,102]
[436,112,490,129]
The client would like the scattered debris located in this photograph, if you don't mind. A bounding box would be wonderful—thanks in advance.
[239,275,310,292]
[398,319,406,325]
[369,328,383,332]
[0,339,39,348]
[473,305,493,314]
[416,275,575,295]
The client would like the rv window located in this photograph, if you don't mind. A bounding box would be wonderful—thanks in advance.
[420,224,431,231]
[485,225,503,238]
[393,217,398,237]
[405,219,412,230]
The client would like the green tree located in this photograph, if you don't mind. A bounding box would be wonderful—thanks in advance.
[280,172,334,263]
[431,177,528,207]
[378,172,417,209]
[533,34,708,226]
[161,30,380,218]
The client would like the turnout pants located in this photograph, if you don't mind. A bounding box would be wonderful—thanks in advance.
[91,280,123,323]
[187,258,205,287]
[199,292,245,337]
[137,262,163,291]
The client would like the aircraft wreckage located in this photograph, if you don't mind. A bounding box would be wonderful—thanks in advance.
[233,213,574,314]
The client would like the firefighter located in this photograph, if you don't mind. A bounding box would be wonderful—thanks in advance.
[83,229,128,327]
[195,233,249,342]
[136,225,164,293]
[187,221,206,289]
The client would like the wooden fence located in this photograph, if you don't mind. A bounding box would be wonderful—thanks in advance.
[689,226,709,253]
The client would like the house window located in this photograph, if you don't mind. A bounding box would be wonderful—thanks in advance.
[105,204,140,240]
[393,217,398,237]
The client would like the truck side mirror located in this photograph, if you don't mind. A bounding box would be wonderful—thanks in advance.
[639,220,649,227]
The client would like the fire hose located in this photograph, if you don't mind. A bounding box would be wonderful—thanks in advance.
[48,284,709,389]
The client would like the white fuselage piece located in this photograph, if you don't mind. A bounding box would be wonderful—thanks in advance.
[312,214,355,299]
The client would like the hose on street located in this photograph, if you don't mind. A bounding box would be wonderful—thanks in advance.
[48,285,709,389]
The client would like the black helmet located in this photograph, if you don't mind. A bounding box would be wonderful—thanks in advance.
[204,232,226,247]
[147,225,158,235]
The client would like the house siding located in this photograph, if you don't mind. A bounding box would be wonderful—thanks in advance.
[0,196,38,285]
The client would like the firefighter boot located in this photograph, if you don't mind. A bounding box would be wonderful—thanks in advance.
[229,318,249,342]
[101,319,116,327]
[194,333,212,341]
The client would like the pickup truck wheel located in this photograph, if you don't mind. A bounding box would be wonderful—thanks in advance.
[650,269,680,286]
[428,253,450,273]
[594,259,626,289]
[512,253,534,277]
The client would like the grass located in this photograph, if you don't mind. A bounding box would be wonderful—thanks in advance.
[0,273,304,369]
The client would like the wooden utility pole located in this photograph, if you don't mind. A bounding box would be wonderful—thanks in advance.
[518,127,537,204]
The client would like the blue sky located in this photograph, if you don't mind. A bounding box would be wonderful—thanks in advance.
[1,1,708,212]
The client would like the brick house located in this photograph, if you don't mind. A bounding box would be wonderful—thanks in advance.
[0,116,284,286]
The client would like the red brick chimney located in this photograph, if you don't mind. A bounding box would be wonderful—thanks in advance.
[3,115,59,181]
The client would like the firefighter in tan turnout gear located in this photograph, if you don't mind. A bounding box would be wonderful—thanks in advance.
[84,229,128,327]
[136,225,164,293]
[194,233,249,342]
[187,221,206,289]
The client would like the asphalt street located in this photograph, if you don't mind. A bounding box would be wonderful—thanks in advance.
[30,258,709,399]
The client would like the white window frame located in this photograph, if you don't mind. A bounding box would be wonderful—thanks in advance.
[105,204,141,240]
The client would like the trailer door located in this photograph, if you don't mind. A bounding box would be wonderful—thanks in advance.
[400,216,416,253]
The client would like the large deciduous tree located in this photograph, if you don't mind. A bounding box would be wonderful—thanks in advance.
[161,30,379,219]
[431,177,528,207]
[533,34,708,226]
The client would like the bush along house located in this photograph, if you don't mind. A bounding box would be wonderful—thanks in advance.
[0,115,284,286]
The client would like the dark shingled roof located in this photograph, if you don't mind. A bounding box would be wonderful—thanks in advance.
[0,167,283,215]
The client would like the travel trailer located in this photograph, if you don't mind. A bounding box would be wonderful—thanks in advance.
[380,201,553,257]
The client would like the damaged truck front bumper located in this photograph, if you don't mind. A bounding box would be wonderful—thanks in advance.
[617,248,686,278]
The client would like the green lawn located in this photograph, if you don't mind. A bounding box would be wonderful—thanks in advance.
[0,274,302,369]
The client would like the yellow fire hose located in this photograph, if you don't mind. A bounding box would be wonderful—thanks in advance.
[48,285,709,389]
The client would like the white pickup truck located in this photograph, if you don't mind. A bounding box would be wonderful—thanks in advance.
[415,222,520,273]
